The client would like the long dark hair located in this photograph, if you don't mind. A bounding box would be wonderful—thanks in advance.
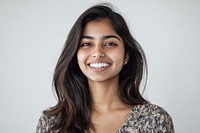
[44,3,148,133]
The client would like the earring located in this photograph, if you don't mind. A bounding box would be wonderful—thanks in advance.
[124,60,128,65]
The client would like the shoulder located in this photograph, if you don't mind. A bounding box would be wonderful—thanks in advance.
[134,104,172,118]
[123,104,175,132]
[36,108,60,133]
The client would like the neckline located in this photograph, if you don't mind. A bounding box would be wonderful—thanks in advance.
[115,104,146,133]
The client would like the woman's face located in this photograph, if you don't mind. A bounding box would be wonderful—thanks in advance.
[77,19,128,82]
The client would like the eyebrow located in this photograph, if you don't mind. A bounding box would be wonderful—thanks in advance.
[81,35,121,41]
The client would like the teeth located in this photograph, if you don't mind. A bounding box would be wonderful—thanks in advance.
[90,63,109,68]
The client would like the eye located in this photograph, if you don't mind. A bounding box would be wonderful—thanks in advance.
[80,43,92,47]
[105,43,117,47]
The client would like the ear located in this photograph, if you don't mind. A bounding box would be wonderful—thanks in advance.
[124,53,129,65]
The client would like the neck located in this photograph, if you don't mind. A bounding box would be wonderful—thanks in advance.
[88,76,124,112]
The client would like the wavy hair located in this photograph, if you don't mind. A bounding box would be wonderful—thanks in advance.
[44,3,148,133]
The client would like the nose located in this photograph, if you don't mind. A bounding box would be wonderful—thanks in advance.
[91,46,105,58]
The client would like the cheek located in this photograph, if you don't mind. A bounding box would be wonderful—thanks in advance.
[112,50,125,63]
[77,51,87,67]
[77,51,83,62]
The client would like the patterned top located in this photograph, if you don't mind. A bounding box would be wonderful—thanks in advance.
[36,104,175,133]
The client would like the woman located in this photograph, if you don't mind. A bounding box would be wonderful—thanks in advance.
[36,3,174,133]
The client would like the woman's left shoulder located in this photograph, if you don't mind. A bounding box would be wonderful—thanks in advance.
[142,104,172,116]
[138,103,174,123]
[132,103,172,117]
[129,103,175,132]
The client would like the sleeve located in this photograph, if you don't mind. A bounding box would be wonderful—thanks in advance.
[146,105,175,133]
[36,114,51,133]
[156,109,175,132]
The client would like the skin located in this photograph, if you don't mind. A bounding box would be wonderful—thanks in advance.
[77,19,130,133]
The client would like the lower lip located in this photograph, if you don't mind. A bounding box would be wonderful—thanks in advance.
[89,66,110,72]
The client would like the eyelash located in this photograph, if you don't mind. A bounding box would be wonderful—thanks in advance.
[105,43,117,47]
[80,43,91,47]
[80,42,117,47]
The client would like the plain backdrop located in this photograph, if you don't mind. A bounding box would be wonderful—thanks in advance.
[0,0,200,132]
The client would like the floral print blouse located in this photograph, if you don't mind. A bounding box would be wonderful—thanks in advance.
[36,104,174,133]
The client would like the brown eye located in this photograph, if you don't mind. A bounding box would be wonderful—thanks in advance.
[81,43,92,47]
[105,43,117,47]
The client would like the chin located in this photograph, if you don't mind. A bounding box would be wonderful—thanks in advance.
[89,78,107,82]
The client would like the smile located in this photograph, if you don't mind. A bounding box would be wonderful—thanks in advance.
[89,62,110,68]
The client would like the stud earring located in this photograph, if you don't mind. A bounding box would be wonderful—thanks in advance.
[124,60,128,65]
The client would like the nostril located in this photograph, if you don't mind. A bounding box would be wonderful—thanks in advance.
[91,52,105,58]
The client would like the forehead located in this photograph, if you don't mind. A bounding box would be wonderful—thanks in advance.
[82,19,117,36]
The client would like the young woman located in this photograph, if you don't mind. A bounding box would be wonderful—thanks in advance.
[36,3,174,133]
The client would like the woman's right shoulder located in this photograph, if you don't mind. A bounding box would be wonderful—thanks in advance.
[36,108,60,133]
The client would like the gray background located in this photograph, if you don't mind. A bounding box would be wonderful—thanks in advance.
[1,0,200,132]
